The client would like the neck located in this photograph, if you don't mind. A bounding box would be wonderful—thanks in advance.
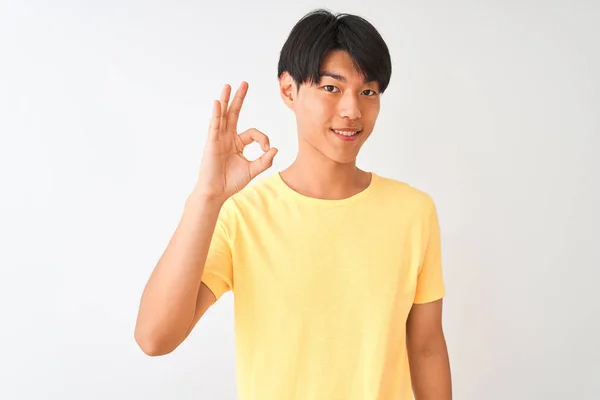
[280,146,371,200]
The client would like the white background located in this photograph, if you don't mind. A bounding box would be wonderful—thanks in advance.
[1,0,598,399]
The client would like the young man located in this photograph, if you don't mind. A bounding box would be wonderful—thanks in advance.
[135,9,452,400]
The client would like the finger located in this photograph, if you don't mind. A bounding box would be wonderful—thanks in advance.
[208,100,221,140]
[219,84,231,134]
[249,148,278,179]
[238,128,271,152]
[227,81,249,133]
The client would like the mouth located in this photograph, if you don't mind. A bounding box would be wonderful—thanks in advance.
[331,128,362,141]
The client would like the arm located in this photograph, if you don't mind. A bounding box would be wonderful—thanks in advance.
[134,82,277,357]
[406,298,452,399]
[134,195,222,356]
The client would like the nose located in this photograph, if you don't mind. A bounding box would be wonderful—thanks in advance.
[338,93,362,120]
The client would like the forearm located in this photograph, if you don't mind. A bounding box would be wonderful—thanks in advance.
[409,337,452,399]
[134,192,223,353]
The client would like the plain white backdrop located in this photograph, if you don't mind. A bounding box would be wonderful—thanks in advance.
[1,0,598,399]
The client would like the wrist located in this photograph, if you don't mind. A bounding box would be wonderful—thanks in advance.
[186,189,226,210]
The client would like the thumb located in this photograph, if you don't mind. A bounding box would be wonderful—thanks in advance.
[249,147,278,178]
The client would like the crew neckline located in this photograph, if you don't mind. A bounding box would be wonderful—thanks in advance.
[271,171,379,206]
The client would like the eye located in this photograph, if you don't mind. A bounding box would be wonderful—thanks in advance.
[362,89,378,96]
[322,85,340,93]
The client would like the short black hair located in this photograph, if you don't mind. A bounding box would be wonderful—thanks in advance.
[277,9,392,93]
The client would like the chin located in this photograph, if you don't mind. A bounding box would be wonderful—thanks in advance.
[324,149,360,165]
[301,133,366,164]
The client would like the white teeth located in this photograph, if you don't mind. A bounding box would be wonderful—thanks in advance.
[332,129,359,136]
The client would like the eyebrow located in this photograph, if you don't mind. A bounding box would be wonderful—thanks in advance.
[318,70,376,85]
[319,71,347,83]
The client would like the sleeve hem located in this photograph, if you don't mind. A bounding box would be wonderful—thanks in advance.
[413,289,445,305]
[201,276,228,301]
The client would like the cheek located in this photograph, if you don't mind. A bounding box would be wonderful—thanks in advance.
[364,103,380,126]
[309,101,330,121]
[298,98,331,127]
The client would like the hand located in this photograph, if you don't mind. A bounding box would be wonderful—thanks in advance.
[194,82,278,202]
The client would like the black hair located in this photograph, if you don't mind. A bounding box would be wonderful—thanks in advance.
[277,9,392,93]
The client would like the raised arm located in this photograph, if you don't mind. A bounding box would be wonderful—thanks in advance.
[134,82,277,356]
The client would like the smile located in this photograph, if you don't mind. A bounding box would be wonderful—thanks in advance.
[331,129,360,136]
[331,129,362,141]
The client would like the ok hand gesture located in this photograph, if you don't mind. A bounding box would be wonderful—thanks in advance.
[194,82,278,203]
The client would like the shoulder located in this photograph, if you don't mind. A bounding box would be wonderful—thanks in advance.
[372,173,436,212]
[218,173,280,219]
[371,174,441,237]
[230,173,280,207]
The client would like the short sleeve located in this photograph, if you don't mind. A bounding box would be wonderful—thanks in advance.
[413,198,446,304]
[201,206,234,301]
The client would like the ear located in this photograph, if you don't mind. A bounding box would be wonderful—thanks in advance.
[279,72,297,110]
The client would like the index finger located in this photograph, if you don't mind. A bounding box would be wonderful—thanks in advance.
[226,81,249,133]
[208,100,222,140]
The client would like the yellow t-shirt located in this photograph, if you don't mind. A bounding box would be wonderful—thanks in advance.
[201,172,445,400]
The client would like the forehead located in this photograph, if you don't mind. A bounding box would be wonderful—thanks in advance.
[319,50,371,84]
[321,50,364,81]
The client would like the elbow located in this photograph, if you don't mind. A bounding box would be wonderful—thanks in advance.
[137,341,172,357]
[134,327,178,357]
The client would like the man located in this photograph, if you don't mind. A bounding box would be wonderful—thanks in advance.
[135,9,452,400]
